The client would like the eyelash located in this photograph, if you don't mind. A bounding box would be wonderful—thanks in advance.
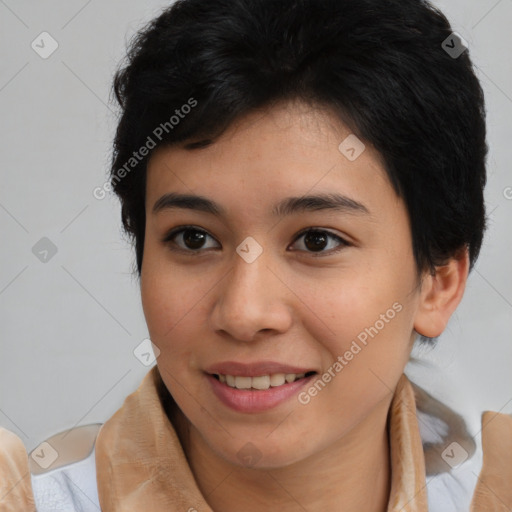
[161,225,350,257]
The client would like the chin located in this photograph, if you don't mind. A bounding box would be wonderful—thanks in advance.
[209,430,316,470]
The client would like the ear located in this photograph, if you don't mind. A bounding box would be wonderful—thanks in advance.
[413,248,470,338]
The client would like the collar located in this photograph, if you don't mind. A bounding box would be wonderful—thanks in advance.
[2,367,512,510]
[94,368,430,511]
[0,429,37,512]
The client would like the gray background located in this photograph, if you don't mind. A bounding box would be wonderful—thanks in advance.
[0,0,511,453]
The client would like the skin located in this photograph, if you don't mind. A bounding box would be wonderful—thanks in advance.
[140,100,469,512]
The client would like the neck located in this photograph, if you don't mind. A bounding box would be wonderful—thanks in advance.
[178,396,392,512]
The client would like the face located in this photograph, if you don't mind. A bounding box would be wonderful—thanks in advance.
[141,101,423,469]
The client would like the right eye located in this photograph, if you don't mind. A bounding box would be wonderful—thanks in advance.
[162,225,221,254]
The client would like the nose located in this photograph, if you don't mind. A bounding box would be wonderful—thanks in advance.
[209,249,293,342]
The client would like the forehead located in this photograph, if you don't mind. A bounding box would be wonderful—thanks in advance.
[145,102,395,219]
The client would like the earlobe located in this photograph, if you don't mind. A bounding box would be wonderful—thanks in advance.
[413,249,470,338]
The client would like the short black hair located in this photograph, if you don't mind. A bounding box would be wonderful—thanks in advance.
[109,0,487,279]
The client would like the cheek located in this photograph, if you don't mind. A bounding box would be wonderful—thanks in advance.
[294,263,415,358]
[141,246,205,336]
[289,273,417,427]
[140,258,198,363]
[141,272,203,406]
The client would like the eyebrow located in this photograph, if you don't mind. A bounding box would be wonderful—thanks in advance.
[152,192,370,217]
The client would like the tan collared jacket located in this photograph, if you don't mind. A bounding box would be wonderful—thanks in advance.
[1,369,511,511]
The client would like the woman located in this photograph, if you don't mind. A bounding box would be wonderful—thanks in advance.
[2,0,511,510]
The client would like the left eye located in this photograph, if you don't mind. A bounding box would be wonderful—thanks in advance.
[162,226,349,255]
[291,228,349,255]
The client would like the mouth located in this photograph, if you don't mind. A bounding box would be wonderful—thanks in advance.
[210,371,317,391]
[204,361,319,412]
[205,362,318,413]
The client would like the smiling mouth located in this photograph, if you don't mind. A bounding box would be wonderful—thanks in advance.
[211,371,317,391]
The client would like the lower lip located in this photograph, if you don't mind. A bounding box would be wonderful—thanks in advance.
[206,373,315,413]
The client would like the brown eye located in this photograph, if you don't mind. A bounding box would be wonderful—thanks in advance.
[162,226,220,253]
[182,229,207,249]
[291,229,349,256]
[304,231,328,252]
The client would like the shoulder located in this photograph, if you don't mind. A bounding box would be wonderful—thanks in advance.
[28,424,102,512]
[412,381,483,511]
[413,380,512,511]
[0,427,37,511]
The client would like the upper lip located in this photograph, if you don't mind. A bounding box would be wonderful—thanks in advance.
[205,361,317,377]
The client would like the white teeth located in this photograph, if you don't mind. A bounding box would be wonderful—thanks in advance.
[252,375,270,390]
[235,376,252,389]
[269,373,286,386]
[217,372,309,390]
